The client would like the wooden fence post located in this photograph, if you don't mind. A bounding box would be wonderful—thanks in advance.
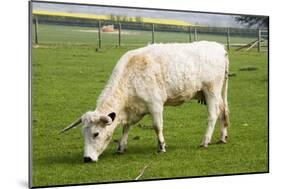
[98,20,102,49]
[34,16,39,44]
[194,27,197,41]
[152,24,155,44]
[257,29,261,52]
[118,23,121,47]
[189,26,192,42]
[226,28,230,50]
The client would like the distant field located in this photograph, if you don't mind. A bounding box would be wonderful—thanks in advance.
[31,23,268,187]
[33,10,192,26]
[32,23,258,47]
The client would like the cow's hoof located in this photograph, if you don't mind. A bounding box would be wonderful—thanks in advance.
[157,142,166,153]
[115,148,126,154]
[157,146,166,153]
[115,145,126,154]
[157,150,166,153]
[199,144,208,148]
[157,148,166,153]
[115,150,125,155]
[216,139,227,144]
[199,142,210,148]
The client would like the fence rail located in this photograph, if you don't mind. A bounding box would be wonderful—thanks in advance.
[32,15,268,52]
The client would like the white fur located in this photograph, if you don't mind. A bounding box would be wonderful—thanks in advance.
[82,41,230,161]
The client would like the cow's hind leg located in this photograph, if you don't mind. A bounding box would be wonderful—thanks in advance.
[148,103,166,153]
[200,93,221,148]
[116,125,130,154]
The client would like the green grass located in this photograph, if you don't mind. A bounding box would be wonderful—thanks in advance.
[31,24,268,187]
[33,23,259,47]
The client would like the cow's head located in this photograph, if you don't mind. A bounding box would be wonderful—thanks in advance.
[60,111,116,163]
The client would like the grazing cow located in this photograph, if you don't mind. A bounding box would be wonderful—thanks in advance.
[60,41,230,163]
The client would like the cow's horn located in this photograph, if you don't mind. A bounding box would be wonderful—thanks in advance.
[59,118,82,134]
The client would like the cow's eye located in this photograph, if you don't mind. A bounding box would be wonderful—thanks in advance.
[93,132,99,138]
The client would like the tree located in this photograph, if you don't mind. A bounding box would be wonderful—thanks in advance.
[235,15,269,28]
[116,15,122,22]
[121,16,129,22]
[109,14,116,21]
[135,16,143,23]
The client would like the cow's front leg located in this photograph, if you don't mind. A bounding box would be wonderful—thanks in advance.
[149,103,166,153]
[116,125,130,154]
[200,93,221,148]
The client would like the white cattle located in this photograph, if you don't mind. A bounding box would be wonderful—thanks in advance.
[61,41,230,162]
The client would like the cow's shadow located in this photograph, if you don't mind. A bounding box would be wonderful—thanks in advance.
[40,143,180,165]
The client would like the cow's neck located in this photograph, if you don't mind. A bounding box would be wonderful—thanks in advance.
[95,86,126,125]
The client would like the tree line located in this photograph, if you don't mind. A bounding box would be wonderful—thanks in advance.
[108,14,143,23]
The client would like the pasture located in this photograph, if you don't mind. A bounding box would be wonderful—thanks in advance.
[31,24,268,187]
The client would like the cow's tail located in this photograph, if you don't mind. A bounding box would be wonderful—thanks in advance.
[221,53,230,127]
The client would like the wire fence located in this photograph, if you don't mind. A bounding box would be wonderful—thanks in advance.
[32,15,268,52]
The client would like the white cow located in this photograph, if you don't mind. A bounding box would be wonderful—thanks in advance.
[61,41,230,163]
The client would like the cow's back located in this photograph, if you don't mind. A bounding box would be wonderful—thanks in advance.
[122,42,227,103]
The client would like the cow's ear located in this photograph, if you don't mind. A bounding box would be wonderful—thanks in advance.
[99,112,116,126]
[100,115,112,125]
[108,112,116,122]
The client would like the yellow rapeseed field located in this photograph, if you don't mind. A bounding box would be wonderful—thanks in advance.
[32,10,192,26]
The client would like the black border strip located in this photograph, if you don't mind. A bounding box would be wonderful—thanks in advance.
[29,0,270,188]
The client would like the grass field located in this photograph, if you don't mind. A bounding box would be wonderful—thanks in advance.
[33,24,260,47]
[31,24,268,187]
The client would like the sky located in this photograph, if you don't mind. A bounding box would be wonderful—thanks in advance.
[33,2,248,28]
